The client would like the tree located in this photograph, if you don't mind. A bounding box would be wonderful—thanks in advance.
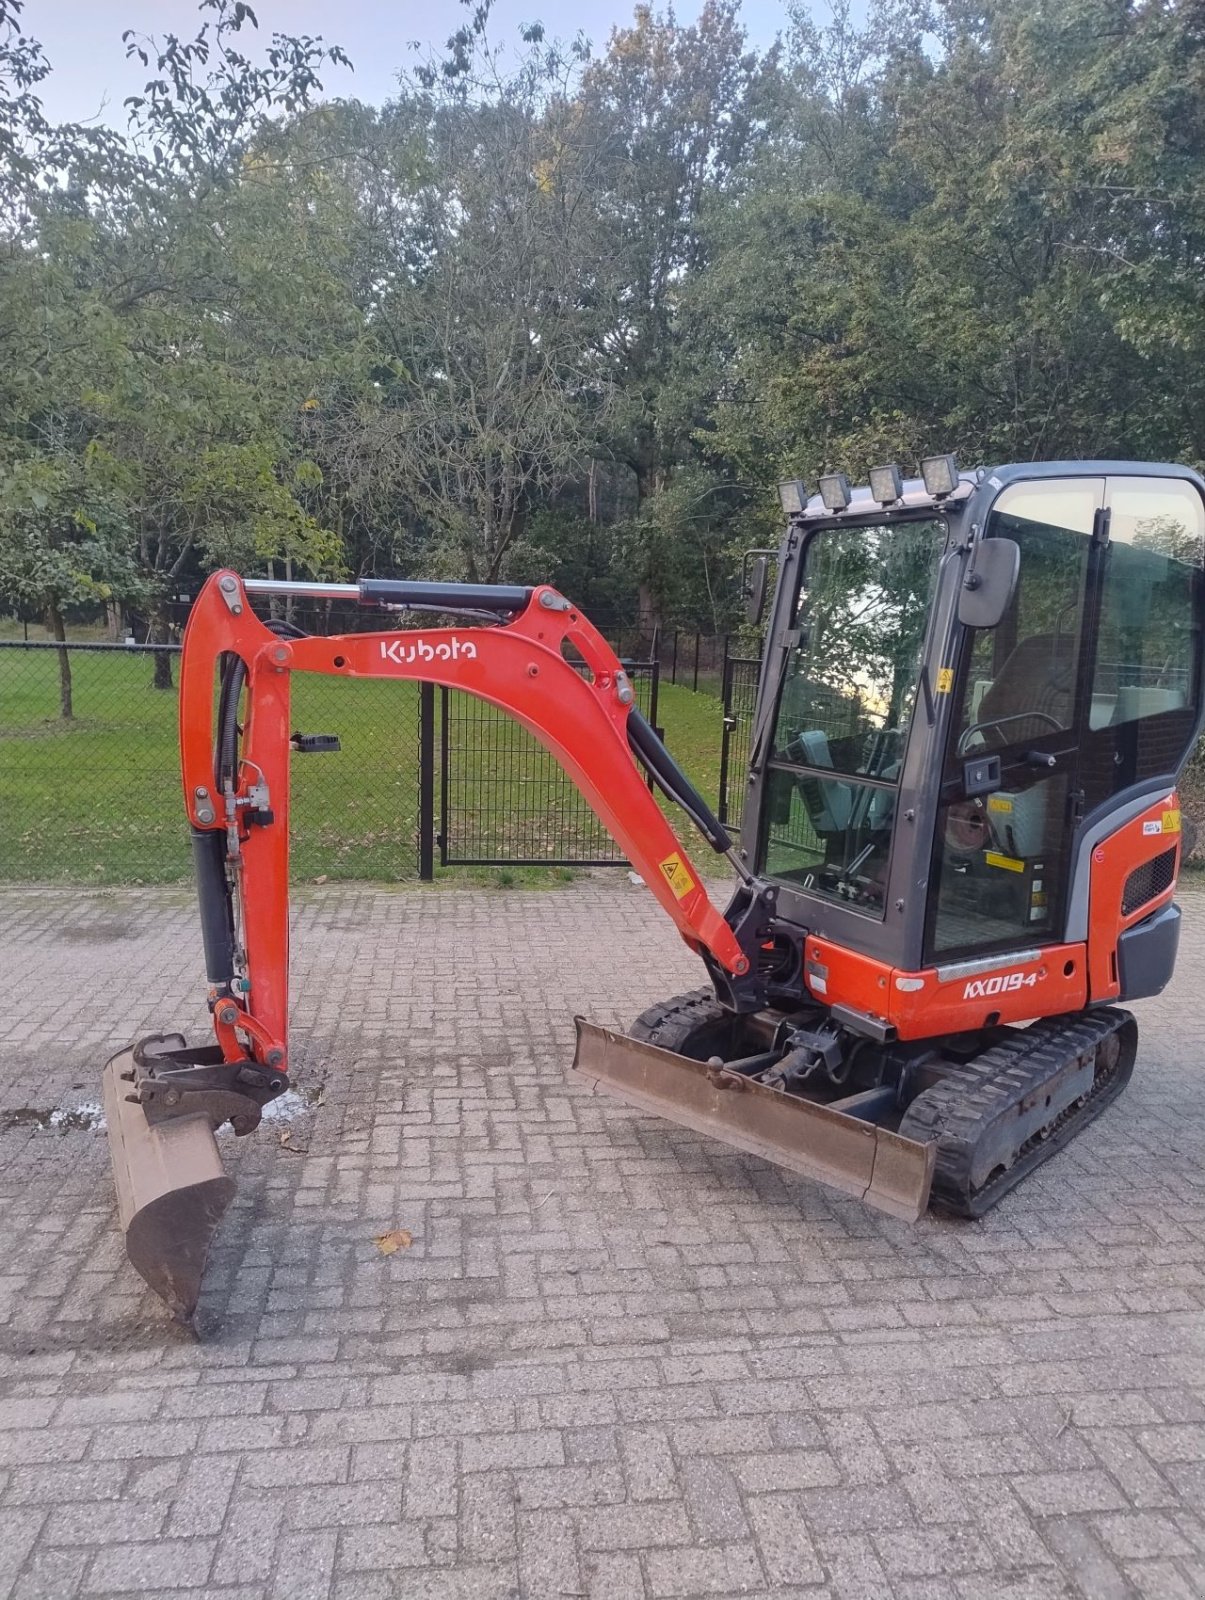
[345,29,607,582]
[0,452,142,716]
[0,0,354,681]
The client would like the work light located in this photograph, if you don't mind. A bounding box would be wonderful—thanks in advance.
[818,473,852,512]
[869,464,903,505]
[777,479,807,516]
[920,454,959,498]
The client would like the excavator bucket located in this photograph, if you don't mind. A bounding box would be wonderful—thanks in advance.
[101,1047,235,1322]
[572,1020,937,1222]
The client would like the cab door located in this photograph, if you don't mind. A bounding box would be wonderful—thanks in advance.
[927,479,1103,962]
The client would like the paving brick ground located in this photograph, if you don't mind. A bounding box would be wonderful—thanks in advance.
[1,875,1204,1600]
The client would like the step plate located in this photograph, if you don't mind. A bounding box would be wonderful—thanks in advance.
[572,1019,936,1222]
[102,1048,236,1322]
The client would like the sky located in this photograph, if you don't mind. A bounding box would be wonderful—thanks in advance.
[27,0,806,129]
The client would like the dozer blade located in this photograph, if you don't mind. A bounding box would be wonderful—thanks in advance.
[101,1048,235,1322]
[572,1019,937,1222]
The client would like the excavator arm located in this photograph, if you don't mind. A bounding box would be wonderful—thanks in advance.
[179,570,752,1070]
[102,570,765,1320]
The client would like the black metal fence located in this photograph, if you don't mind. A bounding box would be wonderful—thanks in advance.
[596,628,747,700]
[718,655,761,829]
[0,635,670,883]
[438,661,659,867]
[0,638,425,885]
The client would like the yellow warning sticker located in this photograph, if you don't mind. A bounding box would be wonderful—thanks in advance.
[985,850,1025,874]
[936,667,954,694]
[987,795,1013,813]
[1162,809,1182,834]
[659,852,696,900]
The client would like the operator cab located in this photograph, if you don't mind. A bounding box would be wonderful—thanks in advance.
[750,461,1205,977]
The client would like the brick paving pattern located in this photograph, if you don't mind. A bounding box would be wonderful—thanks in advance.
[0,876,1203,1599]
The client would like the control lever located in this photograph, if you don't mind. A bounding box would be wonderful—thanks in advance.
[1024,750,1057,769]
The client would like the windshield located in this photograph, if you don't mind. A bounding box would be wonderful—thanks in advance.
[761,518,947,912]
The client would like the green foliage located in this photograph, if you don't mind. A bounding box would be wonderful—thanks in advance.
[0,452,143,617]
[2,0,1205,647]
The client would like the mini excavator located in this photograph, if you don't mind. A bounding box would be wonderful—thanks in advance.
[104,458,1205,1320]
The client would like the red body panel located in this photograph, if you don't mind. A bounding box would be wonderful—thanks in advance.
[1085,791,1182,1001]
[802,792,1183,1039]
[803,937,1087,1041]
[178,572,747,1071]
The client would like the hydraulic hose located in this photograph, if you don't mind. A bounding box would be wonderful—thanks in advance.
[215,654,246,792]
[626,708,732,855]
[191,827,236,990]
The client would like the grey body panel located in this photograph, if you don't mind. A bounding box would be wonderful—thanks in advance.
[1116,902,1181,1001]
[1065,783,1180,943]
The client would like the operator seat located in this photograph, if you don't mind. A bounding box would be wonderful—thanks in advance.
[975,632,1075,745]
[786,730,853,835]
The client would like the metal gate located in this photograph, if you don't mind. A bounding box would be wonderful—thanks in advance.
[718,655,761,830]
[438,661,660,867]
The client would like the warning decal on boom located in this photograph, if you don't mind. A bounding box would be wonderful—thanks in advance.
[659,852,696,900]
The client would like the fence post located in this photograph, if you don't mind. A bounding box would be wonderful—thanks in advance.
[438,686,451,867]
[418,683,435,881]
[692,632,701,693]
[670,629,678,685]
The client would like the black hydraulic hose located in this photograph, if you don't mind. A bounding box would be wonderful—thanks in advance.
[215,654,246,792]
[626,708,732,855]
[197,654,246,997]
[191,827,236,990]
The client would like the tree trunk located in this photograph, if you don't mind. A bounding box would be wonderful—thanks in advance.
[150,599,174,691]
[636,581,660,653]
[46,602,73,720]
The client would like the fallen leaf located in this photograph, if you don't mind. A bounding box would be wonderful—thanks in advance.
[373,1229,413,1256]
[314,873,329,884]
[279,1129,291,1145]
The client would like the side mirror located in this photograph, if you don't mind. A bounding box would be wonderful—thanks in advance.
[743,550,773,625]
[958,537,1019,629]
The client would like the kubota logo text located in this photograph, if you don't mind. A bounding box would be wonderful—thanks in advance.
[962,970,1038,999]
[380,637,478,665]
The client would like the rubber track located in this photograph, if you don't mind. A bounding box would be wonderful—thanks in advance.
[899,1008,1136,1217]
[629,989,729,1055]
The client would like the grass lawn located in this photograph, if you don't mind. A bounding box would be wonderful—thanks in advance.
[0,643,727,886]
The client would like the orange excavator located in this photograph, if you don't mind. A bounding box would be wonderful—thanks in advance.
[104,457,1205,1320]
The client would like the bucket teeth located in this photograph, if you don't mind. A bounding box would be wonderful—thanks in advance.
[102,1049,236,1322]
[572,1019,936,1222]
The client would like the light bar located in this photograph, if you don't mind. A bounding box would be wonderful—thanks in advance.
[777,479,807,516]
[920,454,959,498]
[869,464,903,505]
[818,472,852,512]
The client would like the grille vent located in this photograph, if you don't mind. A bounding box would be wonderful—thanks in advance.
[1121,846,1177,917]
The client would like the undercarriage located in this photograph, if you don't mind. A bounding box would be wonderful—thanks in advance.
[572,991,1138,1221]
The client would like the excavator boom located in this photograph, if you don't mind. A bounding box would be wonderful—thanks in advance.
[103,571,765,1319]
